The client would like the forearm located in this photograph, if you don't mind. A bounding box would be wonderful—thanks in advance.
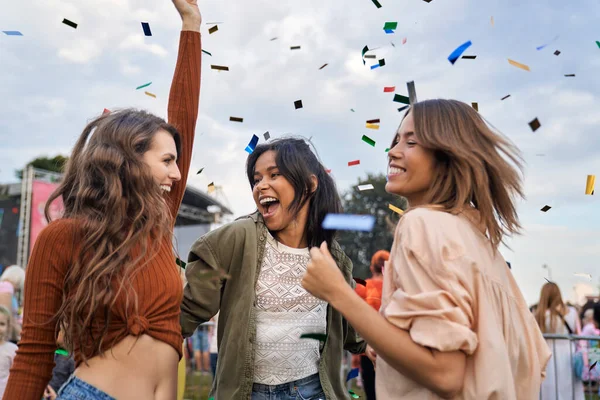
[331,287,454,396]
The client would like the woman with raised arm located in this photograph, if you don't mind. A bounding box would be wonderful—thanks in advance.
[4,1,202,399]
[302,99,551,399]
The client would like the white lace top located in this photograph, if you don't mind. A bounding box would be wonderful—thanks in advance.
[253,232,327,385]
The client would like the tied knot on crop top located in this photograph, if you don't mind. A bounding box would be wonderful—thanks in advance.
[128,315,150,336]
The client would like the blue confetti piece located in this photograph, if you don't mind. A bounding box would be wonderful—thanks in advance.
[384,29,395,34]
[2,31,23,36]
[346,368,360,382]
[141,22,152,36]
[448,40,472,65]
[370,63,380,70]
[245,134,259,154]
[322,214,376,232]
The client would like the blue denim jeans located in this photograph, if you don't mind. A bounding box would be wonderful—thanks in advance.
[57,375,116,400]
[251,373,325,400]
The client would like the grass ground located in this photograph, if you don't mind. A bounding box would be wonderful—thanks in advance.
[183,372,367,400]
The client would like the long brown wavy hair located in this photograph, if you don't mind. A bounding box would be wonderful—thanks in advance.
[394,99,524,249]
[45,108,181,361]
[535,282,567,333]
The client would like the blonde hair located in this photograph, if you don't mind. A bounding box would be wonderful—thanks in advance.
[0,265,25,290]
[0,306,11,340]
[535,282,566,333]
[396,99,524,249]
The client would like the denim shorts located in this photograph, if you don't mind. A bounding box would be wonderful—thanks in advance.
[192,327,210,352]
[57,375,116,400]
[251,373,325,400]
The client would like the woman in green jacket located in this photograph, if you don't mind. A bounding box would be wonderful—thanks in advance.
[181,137,365,399]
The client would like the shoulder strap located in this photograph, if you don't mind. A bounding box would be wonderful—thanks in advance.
[560,314,573,334]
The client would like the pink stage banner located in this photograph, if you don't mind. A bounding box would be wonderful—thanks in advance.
[29,181,64,253]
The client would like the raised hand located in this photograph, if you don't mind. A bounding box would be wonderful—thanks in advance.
[172,0,202,28]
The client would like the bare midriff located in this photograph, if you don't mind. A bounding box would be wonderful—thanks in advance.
[75,334,179,400]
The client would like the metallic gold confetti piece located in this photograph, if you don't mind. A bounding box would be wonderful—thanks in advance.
[389,204,404,215]
[508,58,530,71]
[585,175,595,195]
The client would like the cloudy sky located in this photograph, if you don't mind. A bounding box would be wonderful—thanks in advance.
[1,0,599,305]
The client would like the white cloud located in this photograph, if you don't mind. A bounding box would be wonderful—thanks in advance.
[118,34,168,57]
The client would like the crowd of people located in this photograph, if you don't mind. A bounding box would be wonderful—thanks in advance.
[0,0,598,399]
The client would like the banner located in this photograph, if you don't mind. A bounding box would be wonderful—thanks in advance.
[29,181,64,253]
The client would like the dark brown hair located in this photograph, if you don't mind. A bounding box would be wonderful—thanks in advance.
[45,108,180,361]
[392,99,524,249]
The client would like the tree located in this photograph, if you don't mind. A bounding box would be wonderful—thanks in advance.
[337,173,407,279]
[15,155,68,180]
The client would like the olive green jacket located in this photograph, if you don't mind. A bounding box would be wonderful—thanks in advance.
[181,212,366,399]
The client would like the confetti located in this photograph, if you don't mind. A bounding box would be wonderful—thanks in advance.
[508,59,531,71]
[294,100,303,109]
[501,94,511,101]
[319,63,328,70]
[346,368,360,382]
[564,74,575,77]
[202,49,212,56]
[536,36,559,51]
[141,22,152,36]
[462,55,477,59]
[384,29,394,34]
[554,50,561,56]
[540,205,551,212]
[197,168,204,175]
[348,160,360,166]
[208,182,215,194]
[407,81,417,104]
[263,131,270,140]
[448,40,472,65]
[362,135,376,147]
[471,102,479,112]
[290,46,301,50]
[544,277,552,283]
[229,116,243,123]
[366,118,380,124]
[322,214,376,232]
[364,55,377,59]
[393,94,410,104]
[211,65,229,71]
[491,16,494,26]
[136,82,152,90]
[384,148,390,152]
[365,123,379,130]
[300,333,327,342]
[144,91,156,98]
[528,118,541,132]
[2,31,23,36]
[574,273,592,280]
[596,41,600,49]
[361,46,370,65]
[175,257,187,269]
[270,37,278,41]
[371,59,385,69]
[383,21,398,31]
[208,25,218,34]
[423,0,432,2]
[389,204,404,215]
[371,0,382,8]
[397,105,409,112]
[245,134,259,154]
[402,37,407,45]
[62,18,78,29]
[102,108,111,114]
[350,109,355,112]
[358,184,374,191]
[585,175,595,195]
[55,349,69,356]
[349,390,360,399]
[590,361,598,372]
[383,87,395,93]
